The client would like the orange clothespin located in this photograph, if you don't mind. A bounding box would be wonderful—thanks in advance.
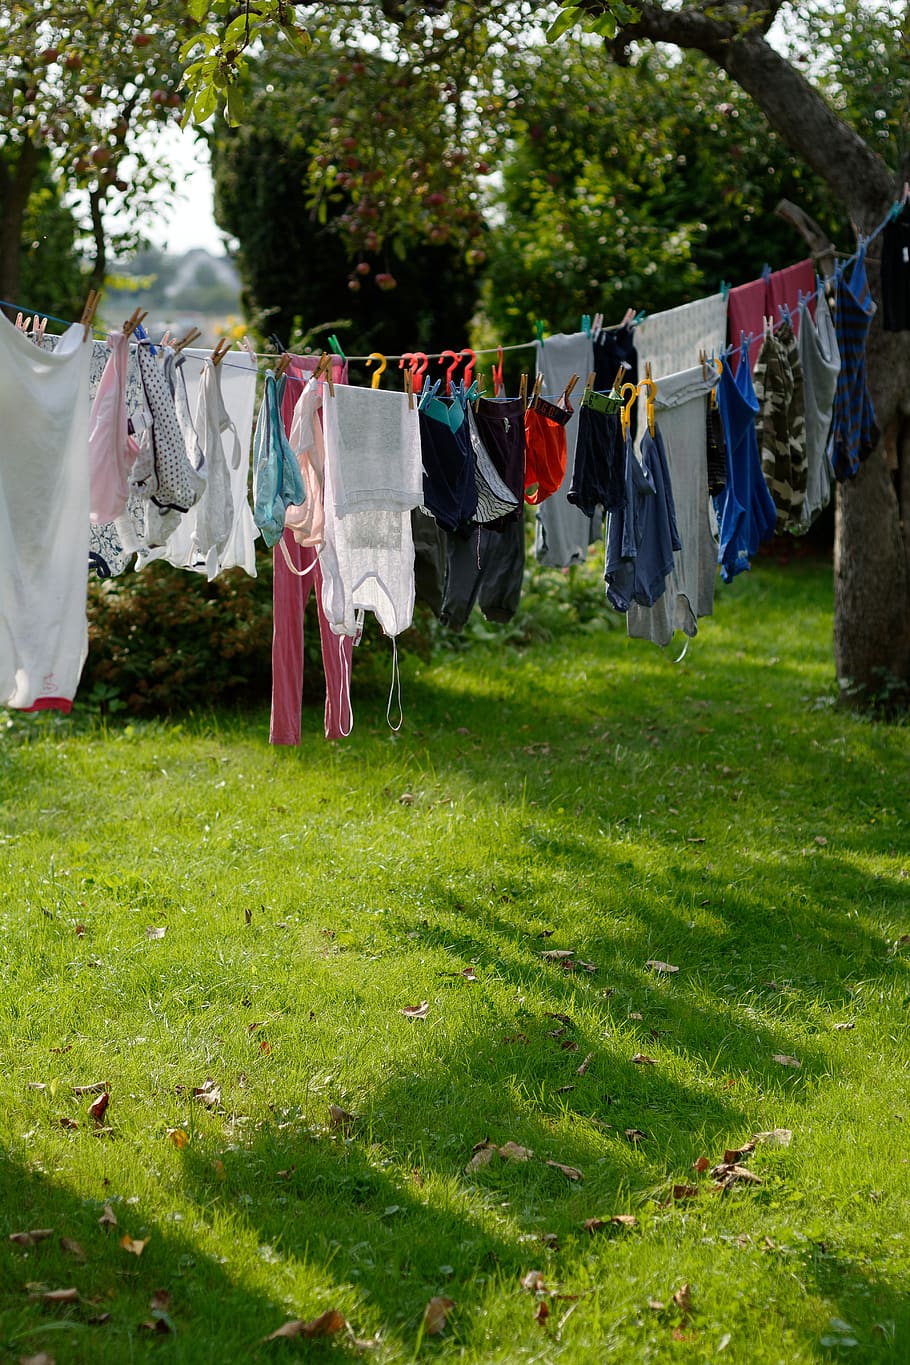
[172,328,202,354]
[438,349,459,396]
[366,351,387,389]
[80,289,99,340]
[275,352,291,379]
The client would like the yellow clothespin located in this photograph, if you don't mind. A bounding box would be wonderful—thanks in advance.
[80,289,99,340]
[211,337,232,366]
[366,351,386,389]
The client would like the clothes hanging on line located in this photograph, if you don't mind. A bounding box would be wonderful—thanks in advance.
[0,316,91,712]
[627,365,718,648]
[753,319,807,532]
[793,287,840,533]
[523,396,571,505]
[713,343,777,582]
[727,259,815,372]
[880,200,910,332]
[827,242,879,481]
[634,294,727,393]
[533,331,599,568]
[604,423,681,613]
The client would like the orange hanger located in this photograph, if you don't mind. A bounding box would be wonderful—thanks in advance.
[438,349,460,395]
[411,351,429,383]
[459,347,476,387]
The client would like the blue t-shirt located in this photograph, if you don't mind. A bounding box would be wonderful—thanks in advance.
[713,347,776,582]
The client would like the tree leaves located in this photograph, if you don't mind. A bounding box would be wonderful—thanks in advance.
[264,1309,347,1340]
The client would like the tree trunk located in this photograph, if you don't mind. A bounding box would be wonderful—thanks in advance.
[589,0,910,706]
[0,136,41,315]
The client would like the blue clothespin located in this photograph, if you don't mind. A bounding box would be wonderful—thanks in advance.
[135,322,156,356]
[761,263,772,283]
[632,309,647,326]
[534,319,546,345]
[418,376,440,409]
[581,313,591,338]
[719,280,731,301]
[327,333,347,361]
[778,302,792,326]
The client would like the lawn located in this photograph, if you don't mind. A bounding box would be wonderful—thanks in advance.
[1,556,909,1363]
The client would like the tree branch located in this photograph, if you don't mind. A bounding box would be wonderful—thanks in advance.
[775,198,836,279]
[87,187,107,292]
[588,0,894,227]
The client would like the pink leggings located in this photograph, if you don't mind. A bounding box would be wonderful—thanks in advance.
[270,530,353,743]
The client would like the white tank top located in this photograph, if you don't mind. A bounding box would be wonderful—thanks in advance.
[0,317,91,711]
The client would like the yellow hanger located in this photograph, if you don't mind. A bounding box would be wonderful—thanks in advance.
[620,381,637,439]
[366,352,386,389]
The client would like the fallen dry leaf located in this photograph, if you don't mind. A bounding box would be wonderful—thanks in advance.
[710,1163,763,1191]
[540,949,574,961]
[521,1270,547,1292]
[27,1082,46,1092]
[645,960,679,974]
[499,1141,533,1162]
[461,967,478,982]
[648,1298,665,1312]
[583,1218,606,1234]
[166,1128,189,1149]
[631,1053,657,1066]
[86,1312,111,1326]
[398,791,415,805]
[560,1040,579,1053]
[145,926,167,940]
[672,1184,699,1200]
[57,1117,78,1131]
[34,1287,80,1304]
[534,1299,550,1326]
[545,1012,573,1027]
[814,835,828,846]
[611,1214,638,1228]
[87,1092,109,1124]
[265,1309,348,1341]
[753,1128,792,1148]
[120,1235,150,1257]
[9,1229,54,1249]
[72,1082,106,1096]
[771,1054,801,1068]
[422,1296,455,1336]
[723,1141,756,1163]
[98,1204,117,1230]
[577,961,598,973]
[576,1052,594,1076]
[212,1159,226,1180]
[193,1079,222,1108]
[329,1104,358,1133]
[465,1139,496,1173]
[244,907,253,925]
[58,1238,86,1262]
[140,1317,173,1335]
[625,1128,646,1144]
[19,1354,56,1365]
[833,1020,855,1031]
[400,1001,430,1020]
[692,1156,710,1173]
[673,1282,692,1318]
[555,1084,575,1094]
[150,1289,171,1313]
[546,1160,583,1181]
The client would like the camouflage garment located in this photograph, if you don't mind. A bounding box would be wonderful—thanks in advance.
[752,320,807,532]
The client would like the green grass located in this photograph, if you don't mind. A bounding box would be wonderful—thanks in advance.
[1,557,909,1363]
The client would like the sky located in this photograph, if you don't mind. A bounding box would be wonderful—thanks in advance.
[143,125,226,256]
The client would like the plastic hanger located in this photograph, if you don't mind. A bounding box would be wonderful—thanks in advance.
[619,382,637,439]
[459,347,476,388]
[411,351,429,384]
[438,349,460,396]
[366,352,387,389]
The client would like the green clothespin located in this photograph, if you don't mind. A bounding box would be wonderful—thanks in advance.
[534,319,546,345]
[719,280,731,301]
[581,313,591,337]
[327,333,347,361]
[632,310,647,325]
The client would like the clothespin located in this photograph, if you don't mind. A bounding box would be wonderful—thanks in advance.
[404,366,414,411]
[211,337,232,366]
[534,319,545,345]
[14,313,24,331]
[610,363,627,393]
[327,333,347,362]
[172,327,201,355]
[620,307,635,328]
[562,373,579,406]
[587,371,598,394]
[699,348,708,382]
[366,351,387,389]
[519,372,528,412]
[275,352,291,379]
[80,289,99,341]
[314,352,335,396]
[761,262,772,283]
[631,309,647,326]
[719,280,731,301]
[531,374,544,404]
[581,313,591,338]
[591,311,603,341]
[122,308,147,337]
[35,316,47,344]
[241,335,255,357]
